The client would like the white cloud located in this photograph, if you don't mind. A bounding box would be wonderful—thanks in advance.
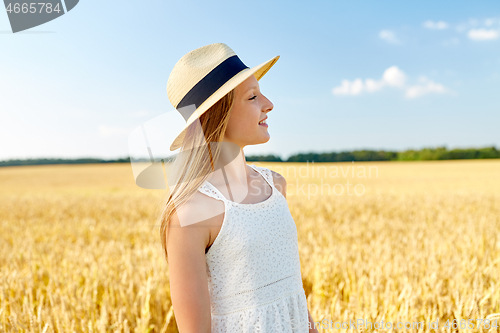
[425,17,500,33]
[332,66,406,96]
[454,16,500,34]
[379,29,400,44]
[332,67,453,99]
[423,20,449,30]
[405,76,448,99]
[365,78,384,92]
[332,78,364,96]
[467,29,499,41]
[382,66,407,87]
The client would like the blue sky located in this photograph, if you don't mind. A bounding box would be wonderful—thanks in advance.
[1,0,499,160]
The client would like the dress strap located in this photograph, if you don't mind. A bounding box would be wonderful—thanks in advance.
[248,164,274,187]
[197,181,229,203]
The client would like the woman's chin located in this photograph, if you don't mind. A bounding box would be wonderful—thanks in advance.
[258,134,271,144]
[243,132,270,146]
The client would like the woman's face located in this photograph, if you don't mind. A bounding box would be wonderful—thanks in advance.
[224,74,274,148]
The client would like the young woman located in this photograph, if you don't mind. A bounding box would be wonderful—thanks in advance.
[159,43,319,333]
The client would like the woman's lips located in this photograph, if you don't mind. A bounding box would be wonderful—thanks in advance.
[258,117,268,127]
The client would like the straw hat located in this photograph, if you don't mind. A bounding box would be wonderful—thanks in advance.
[166,42,279,151]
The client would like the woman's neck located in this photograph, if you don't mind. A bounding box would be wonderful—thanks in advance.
[207,143,253,202]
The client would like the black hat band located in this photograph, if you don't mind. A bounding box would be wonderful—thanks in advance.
[176,55,249,121]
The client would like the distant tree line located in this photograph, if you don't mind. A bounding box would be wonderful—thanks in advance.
[0,157,130,167]
[0,146,498,167]
[395,146,500,161]
[244,154,284,162]
[247,146,500,162]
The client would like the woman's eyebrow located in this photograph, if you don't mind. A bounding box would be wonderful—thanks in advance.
[244,85,258,93]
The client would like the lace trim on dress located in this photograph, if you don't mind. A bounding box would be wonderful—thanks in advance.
[210,273,305,315]
[215,273,296,300]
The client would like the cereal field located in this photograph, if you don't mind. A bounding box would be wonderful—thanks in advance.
[0,160,499,332]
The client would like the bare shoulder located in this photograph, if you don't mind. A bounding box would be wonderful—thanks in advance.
[167,190,224,254]
[270,169,287,198]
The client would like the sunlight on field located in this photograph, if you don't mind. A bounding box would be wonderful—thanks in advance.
[0,160,499,332]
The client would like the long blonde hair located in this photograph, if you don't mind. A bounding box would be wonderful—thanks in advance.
[158,88,236,264]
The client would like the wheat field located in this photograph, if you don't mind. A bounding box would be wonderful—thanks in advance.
[0,160,499,332]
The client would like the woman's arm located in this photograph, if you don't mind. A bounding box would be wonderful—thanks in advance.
[166,200,213,333]
[308,309,319,333]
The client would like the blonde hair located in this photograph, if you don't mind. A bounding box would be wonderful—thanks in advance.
[158,88,236,264]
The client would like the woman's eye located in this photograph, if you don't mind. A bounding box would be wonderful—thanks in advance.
[249,95,257,100]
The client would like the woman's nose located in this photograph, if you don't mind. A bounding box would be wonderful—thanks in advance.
[262,95,273,113]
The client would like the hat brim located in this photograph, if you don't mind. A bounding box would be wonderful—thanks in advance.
[169,55,280,151]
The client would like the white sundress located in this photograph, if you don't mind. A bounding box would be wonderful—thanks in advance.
[197,164,310,333]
